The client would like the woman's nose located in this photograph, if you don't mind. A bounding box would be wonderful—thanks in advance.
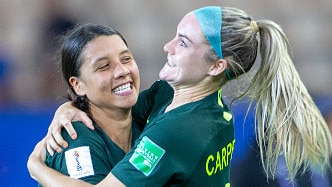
[114,63,130,78]
[164,39,174,54]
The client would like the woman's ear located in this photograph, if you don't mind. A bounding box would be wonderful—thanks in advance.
[69,77,86,96]
[208,59,227,76]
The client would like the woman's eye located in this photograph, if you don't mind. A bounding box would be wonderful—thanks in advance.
[180,40,187,47]
[98,64,109,70]
[122,56,132,63]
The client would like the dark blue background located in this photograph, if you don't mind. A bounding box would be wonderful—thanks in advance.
[0,104,57,186]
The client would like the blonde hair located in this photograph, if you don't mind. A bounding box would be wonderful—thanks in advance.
[210,7,332,181]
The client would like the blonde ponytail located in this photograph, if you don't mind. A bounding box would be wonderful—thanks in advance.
[219,7,332,181]
[251,20,331,180]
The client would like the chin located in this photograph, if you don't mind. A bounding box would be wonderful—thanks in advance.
[122,100,137,109]
[159,72,168,81]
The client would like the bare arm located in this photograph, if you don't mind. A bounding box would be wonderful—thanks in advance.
[27,138,125,187]
[46,102,93,155]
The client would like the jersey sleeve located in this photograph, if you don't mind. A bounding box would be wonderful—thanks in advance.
[44,122,112,184]
[111,135,177,186]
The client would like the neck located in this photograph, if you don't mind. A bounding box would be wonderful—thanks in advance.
[165,80,221,112]
[90,106,133,153]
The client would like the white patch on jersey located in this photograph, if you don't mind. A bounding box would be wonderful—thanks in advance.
[65,146,94,179]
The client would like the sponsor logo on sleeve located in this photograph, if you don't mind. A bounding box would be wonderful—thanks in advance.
[65,146,94,179]
[129,136,165,176]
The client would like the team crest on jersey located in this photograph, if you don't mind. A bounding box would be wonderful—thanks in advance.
[129,136,165,176]
[65,146,94,179]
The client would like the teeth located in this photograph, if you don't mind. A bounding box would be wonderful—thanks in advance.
[114,83,131,94]
[167,61,175,67]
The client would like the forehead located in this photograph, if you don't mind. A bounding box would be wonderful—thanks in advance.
[177,12,205,43]
[83,35,127,56]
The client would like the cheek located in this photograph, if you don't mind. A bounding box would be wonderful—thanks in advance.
[184,59,210,78]
[131,64,140,76]
[130,64,140,80]
[87,77,107,92]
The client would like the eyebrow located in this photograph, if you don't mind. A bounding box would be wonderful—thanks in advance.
[120,49,131,55]
[92,49,131,64]
[178,33,193,44]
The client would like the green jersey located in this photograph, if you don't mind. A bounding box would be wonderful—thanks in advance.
[43,121,141,185]
[112,80,235,187]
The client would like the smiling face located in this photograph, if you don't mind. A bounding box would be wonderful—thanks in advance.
[159,12,213,87]
[70,35,140,112]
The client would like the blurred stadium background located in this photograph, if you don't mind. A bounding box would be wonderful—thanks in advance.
[0,0,331,186]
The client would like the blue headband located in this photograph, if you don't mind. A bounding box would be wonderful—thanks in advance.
[194,6,223,59]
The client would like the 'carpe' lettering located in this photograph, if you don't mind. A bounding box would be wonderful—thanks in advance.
[205,139,235,176]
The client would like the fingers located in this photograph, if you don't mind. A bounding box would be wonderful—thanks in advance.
[62,120,77,140]
[49,102,78,144]
[47,117,70,151]
[46,141,55,156]
[50,120,71,147]
[79,112,94,130]
[56,111,78,141]
[61,102,93,130]
[46,131,63,155]
[46,102,94,155]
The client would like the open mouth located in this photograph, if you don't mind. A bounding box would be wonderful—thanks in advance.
[113,83,132,94]
[167,61,175,67]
